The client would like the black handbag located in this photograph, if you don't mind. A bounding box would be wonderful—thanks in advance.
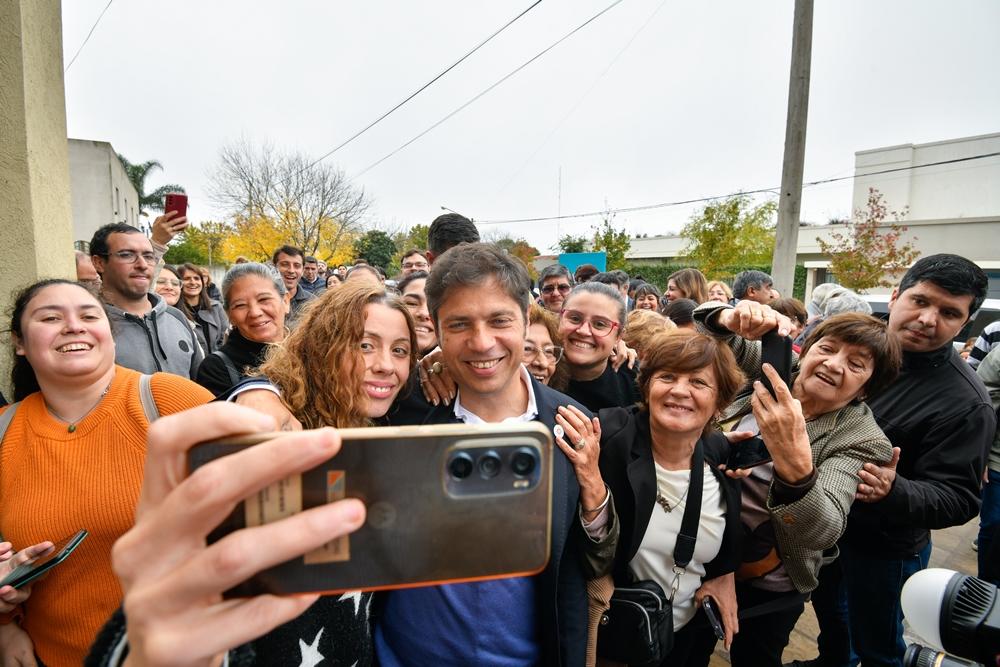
[597,441,705,666]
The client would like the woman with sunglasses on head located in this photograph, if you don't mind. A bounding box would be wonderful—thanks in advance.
[0,279,212,666]
[177,263,228,354]
[558,282,642,412]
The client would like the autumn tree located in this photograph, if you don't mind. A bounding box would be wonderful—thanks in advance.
[817,188,918,292]
[555,234,589,254]
[207,139,371,262]
[163,221,230,266]
[681,194,777,279]
[591,212,631,271]
[353,230,397,270]
[485,233,541,280]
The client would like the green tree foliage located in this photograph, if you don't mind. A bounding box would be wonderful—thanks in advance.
[591,213,631,271]
[117,154,184,215]
[817,188,918,292]
[681,194,777,280]
[163,221,230,266]
[354,230,397,270]
[555,234,589,254]
[491,235,541,280]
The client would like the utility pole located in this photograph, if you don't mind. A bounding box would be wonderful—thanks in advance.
[771,0,813,298]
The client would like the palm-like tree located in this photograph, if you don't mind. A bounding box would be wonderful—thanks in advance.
[117,154,185,215]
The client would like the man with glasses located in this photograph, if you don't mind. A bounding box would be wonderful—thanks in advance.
[89,223,203,378]
[400,249,430,277]
[537,264,574,313]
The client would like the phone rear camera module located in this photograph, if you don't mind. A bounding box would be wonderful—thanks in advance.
[477,451,502,479]
[448,452,474,480]
[510,447,538,477]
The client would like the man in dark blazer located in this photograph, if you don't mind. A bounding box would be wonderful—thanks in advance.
[374,243,617,667]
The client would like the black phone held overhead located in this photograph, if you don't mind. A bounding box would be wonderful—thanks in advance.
[760,331,793,399]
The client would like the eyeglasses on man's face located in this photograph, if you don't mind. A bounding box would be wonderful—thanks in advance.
[402,260,428,270]
[559,309,619,337]
[102,250,156,264]
[523,343,564,364]
[541,283,571,295]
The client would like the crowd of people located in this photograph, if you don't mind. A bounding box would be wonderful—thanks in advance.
[0,210,997,667]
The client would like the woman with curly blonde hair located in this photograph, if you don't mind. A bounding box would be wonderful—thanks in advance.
[259,282,418,429]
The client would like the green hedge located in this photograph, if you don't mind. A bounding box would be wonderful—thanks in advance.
[621,262,807,301]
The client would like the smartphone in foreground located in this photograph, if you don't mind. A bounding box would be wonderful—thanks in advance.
[726,434,772,470]
[188,422,553,597]
[702,596,725,640]
[760,331,793,399]
[164,192,187,219]
[0,529,88,589]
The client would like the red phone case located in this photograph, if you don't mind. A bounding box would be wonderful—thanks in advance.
[164,193,187,219]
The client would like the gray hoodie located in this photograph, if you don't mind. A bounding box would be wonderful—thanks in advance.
[106,292,204,378]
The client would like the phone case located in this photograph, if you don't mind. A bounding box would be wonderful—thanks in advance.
[164,193,187,218]
[187,422,553,597]
[760,331,793,398]
[0,529,88,589]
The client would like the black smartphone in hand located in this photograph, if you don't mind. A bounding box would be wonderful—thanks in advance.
[760,331,793,398]
[702,596,725,640]
[0,530,88,589]
[726,434,772,470]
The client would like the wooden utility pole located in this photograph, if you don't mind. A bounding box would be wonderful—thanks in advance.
[771,0,814,297]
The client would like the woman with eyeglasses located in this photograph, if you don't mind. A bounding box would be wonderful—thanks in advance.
[537,265,574,313]
[558,282,642,412]
[526,304,567,389]
[177,263,229,354]
[153,265,182,307]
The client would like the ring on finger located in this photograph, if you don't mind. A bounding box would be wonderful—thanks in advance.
[574,437,586,451]
[430,361,443,375]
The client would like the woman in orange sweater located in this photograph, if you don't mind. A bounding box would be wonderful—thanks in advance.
[0,279,213,666]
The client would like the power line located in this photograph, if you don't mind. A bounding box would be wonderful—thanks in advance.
[65,0,115,73]
[295,0,543,177]
[476,150,1000,225]
[495,0,669,197]
[352,0,628,179]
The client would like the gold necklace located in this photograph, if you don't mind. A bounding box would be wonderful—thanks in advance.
[45,382,112,433]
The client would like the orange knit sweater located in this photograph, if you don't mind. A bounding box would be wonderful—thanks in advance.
[0,367,212,667]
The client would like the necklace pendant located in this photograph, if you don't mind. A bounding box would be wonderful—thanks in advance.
[67,424,77,433]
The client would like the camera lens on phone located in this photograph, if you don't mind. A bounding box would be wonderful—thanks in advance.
[510,447,537,477]
[477,451,502,479]
[448,452,474,479]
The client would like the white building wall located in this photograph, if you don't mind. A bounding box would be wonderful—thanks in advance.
[68,139,140,250]
[852,133,1000,220]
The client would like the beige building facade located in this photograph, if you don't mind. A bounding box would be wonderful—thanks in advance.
[68,138,140,251]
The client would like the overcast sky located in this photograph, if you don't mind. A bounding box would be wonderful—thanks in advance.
[62,0,1000,253]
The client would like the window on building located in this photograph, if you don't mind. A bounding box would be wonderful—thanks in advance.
[115,187,120,215]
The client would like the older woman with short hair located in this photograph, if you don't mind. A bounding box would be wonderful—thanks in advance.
[695,302,902,666]
[195,263,288,396]
[574,330,747,664]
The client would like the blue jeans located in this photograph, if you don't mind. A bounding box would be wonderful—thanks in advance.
[840,540,932,667]
[979,468,1000,583]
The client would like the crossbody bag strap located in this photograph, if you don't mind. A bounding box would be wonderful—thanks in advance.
[139,374,160,424]
[0,402,21,446]
[673,439,705,569]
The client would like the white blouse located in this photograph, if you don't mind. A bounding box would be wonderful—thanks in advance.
[629,461,727,630]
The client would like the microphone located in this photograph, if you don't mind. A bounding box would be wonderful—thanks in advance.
[901,568,1000,665]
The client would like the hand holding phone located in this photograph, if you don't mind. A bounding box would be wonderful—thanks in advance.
[164,192,187,220]
[702,596,726,641]
[113,403,367,667]
[0,533,84,590]
[725,434,772,471]
[760,331,793,399]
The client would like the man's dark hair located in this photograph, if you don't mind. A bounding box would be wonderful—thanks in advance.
[610,269,630,284]
[272,245,305,264]
[304,256,318,265]
[425,243,531,325]
[90,223,142,259]
[402,248,427,261]
[537,264,572,290]
[662,298,697,327]
[898,253,989,317]
[397,270,430,294]
[732,270,773,299]
[591,271,628,289]
[428,214,479,256]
